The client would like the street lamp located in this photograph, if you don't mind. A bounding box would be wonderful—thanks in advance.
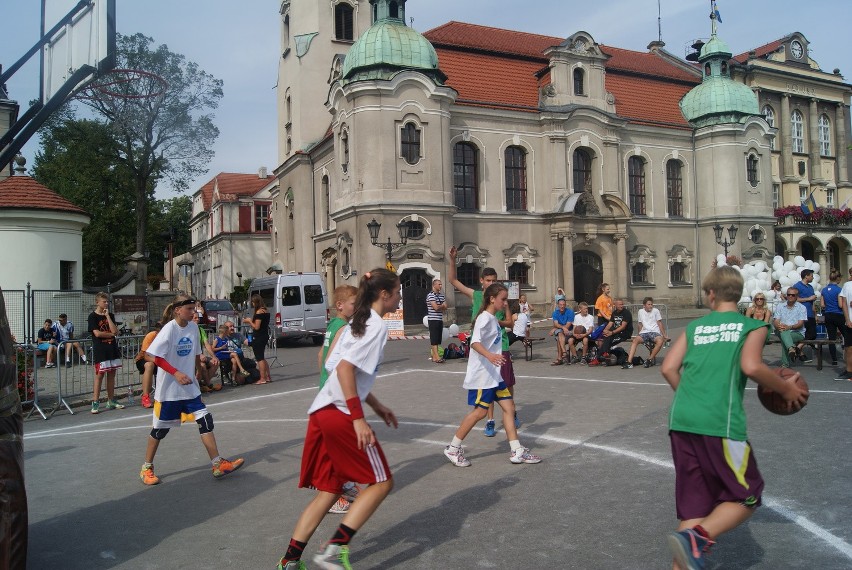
[713,223,738,257]
[366,218,408,260]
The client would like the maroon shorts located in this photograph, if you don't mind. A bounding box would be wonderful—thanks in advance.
[500,351,516,387]
[670,431,764,521]
[299,405,392,494]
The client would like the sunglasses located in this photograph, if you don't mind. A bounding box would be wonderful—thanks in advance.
[754,298,765,301]
[786,293,798,297]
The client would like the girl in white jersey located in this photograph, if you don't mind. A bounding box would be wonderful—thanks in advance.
[278,268,400,570]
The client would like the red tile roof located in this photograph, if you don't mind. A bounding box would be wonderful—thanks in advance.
[0,175,89,216]
[733,36,786,63]
[425,21,700,127]
[197,172,273,210]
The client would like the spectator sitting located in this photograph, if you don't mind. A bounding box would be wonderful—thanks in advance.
[507,311,531,346]
[224,320,247,346]
[549,298,575,365]
[567,302,595,363]
[53,313,88,367]
[590,298,633,366]
[213,324,249,380]
[37,319,58,368]
[624,297,667,369]
[772,288,806,367]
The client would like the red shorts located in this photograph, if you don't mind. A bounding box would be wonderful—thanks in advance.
[299,405,392,494]
[670,431,764,521]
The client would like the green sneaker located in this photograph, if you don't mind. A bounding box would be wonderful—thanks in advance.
[106,399,125,410]
[91,401,100,414]
[277,560,307,570]
[313,544,351,569]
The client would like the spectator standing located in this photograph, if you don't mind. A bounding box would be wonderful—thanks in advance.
[772,288,806,367]
[53,313,87,366]
[594,283,613,326]
[36,319,58,368]
[793,269,817,362]
[426,278,447,364]
[549,299,574,365]
[88,292,124,414]
[244,294,272,384]
[836,268,852,381]
[624,297,667,368]
[553,287,566,311]
[820,270,844,367]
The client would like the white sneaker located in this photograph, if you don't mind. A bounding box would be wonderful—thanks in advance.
[510,447,542,464]
[443,445,471,467]
[312,543,351,569]
[328,497,350,514]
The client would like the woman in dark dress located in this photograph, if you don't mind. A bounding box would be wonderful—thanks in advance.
[243,294,272,384]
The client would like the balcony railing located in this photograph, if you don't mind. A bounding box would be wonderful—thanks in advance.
[775,215,852,228]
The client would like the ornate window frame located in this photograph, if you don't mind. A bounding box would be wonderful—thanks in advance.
[336,232,354,280]
[628,245,656,287]
[666,245,694,287]
[502,243,538,289]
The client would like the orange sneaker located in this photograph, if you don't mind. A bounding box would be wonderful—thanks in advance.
[140,464,160,485]
[212,457,245,479]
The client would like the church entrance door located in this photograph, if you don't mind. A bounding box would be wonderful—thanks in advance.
[573,251,602,305]
[400,268,430,325]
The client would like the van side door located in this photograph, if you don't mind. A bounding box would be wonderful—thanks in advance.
[302,279,327,333]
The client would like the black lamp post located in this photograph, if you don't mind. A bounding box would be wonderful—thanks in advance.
[367,218,408,260]
[713,223,738,257]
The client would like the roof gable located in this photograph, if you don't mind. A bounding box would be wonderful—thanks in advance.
[196,172,273,210]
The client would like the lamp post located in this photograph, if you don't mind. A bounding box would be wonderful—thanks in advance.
[713,223,738,258]
[162,226,176,290]
[366,218,408,260]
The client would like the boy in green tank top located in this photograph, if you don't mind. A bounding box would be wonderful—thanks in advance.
[660,266,808,570]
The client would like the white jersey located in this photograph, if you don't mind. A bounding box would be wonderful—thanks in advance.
[572,313,595,331]
[52,321,74,341]
[463,311,502,390]
[637,307,662,334]
[310,309,388,415]
[841,282,852,321]
[147,319,202,402]
[512,312,530,337]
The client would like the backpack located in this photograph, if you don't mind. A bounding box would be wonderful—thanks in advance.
[612,347,628,365]
[589,324,607,341]
[631,355,645,366]
[443,343,465,359]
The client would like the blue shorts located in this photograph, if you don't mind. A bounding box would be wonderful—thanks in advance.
[153,396,209,429]
[37,343,51,351]
[467,382,512,409]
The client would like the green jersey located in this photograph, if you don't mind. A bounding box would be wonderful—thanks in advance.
[668,311,768,441]
[471,290,509,351]
[319,317,348,389]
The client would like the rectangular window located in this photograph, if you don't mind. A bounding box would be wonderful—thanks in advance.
[826,188,835,207]
[508,263,529,285]
[628,157,646,215]
[453,143,478,210]
[670,263,686,285]
[631,263,649,285]
[746,155,759,187]
[772,184,780,209]
[255,203,270,231]
[666,160,683,218]
[505,147,527,211]
[281,286,301,306]
[799,186,807,202]
[457,263,479,289]
[304,284,324,305]
[60,260,75,290]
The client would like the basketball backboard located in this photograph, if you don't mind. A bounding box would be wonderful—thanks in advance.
[42,0,116,102]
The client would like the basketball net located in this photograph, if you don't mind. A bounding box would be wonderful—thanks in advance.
[74,68,168,133]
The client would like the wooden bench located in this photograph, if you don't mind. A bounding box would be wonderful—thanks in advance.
[765,337,842,371]
[520,337,547,361]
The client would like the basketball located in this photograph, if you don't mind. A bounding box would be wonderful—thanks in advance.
[757,368,809,415]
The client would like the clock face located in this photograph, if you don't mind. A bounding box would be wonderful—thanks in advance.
[790,40,803,59]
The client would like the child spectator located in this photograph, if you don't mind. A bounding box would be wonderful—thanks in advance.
[53,313,87,366]
[443,283,542,468]
[88,292,124,414]
[135,323,161,408]
[594,283,613,326]
[277,269,399,570]
[507,310,530,346]
[567,302,595,363]
[36,319,58,368]
[139,295,244,485]
[518,293,532,315]
[213,325,250,380]
[318,284,360,515]
[624,297,667,369]
[660,266,808,569]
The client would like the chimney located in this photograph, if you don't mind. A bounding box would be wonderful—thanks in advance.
[258,166,268,179]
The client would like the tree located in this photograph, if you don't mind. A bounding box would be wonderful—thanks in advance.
[79,33,223,254]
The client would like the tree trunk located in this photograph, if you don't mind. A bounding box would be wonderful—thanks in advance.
[136,178,148,255]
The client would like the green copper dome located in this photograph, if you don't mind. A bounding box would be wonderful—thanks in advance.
[341,13,445,84]
[680,33,758,127]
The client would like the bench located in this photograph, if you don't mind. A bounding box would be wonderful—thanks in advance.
[765,337,842,371]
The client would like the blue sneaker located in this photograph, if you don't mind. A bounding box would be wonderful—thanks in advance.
[514,413,521,429]
[483,419,496,437]
[667,528,714,570]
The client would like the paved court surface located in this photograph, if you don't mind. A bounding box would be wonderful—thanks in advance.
[23,322,852,569]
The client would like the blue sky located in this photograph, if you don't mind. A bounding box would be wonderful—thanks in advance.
[2,0,849,198]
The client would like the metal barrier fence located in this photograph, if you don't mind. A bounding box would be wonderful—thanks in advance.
[4,291,26,343]
[13,343,49,420]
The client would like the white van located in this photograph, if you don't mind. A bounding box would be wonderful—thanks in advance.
[248,273,328,344]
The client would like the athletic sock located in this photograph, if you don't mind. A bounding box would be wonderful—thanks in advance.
[509,439,523,451]
[283,538,307,561]
[693,525,710,539]
[211,455,223,466]
[142,462,153,470]
[450,436,463,448]
[329,523,357,546]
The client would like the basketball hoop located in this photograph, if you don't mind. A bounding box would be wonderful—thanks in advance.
[75,68,168,100]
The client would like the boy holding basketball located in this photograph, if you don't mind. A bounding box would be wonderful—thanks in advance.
[660,266,809,570]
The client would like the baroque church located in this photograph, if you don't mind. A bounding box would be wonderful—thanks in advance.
[269,0,852,325]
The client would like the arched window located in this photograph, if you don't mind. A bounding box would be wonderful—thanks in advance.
[746,154,759,187]
[791,110,804,153]
[334,4,354,41]
[400,122,420,165]
[666,160,683,218]
[573,68,585,95]
[340,130,349,173]
[322,175,330,230]
[572,148,591,193]
[762,104,775,150]
[389,1,399,18]
[720,61,728,75]
[818,114,831,156]
[505,146,527,211]
[627,156,646,215]
[285,91,292,124]
[704,63,711,76]
[453,142,478,211]
[508,262,530,285]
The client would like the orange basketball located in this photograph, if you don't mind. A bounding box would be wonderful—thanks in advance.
[757,367,809,415]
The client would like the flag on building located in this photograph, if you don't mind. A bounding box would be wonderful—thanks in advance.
[800,191,817,215]
[712,1,722,22]
[839,195,851,212]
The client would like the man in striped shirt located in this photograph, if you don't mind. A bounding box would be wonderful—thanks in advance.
[426,279,447,363]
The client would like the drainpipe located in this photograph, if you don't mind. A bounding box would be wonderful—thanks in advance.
[310,152,317,271]
[691,129,702,308]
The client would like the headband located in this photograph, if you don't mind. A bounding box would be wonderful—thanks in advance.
[175,298,197,307]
